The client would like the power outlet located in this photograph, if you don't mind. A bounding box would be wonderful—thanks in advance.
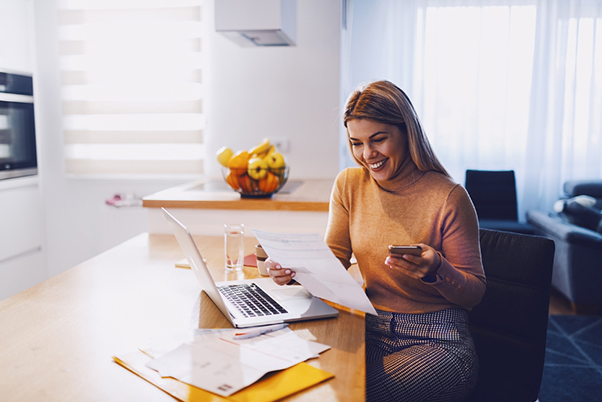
[271,137,290,153]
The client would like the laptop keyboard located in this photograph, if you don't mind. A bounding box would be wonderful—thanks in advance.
[218,283,288,318]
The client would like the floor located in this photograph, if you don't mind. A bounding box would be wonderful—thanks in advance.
[549,288,602,316]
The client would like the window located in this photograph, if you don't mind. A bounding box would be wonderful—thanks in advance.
[343,0,602,214]
[556,11,602,182]
[413,3,537,179]
[58,0,204,178]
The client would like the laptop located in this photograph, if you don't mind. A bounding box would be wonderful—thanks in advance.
[162,208,339,328]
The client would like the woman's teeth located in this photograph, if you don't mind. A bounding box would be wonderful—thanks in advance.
[369,160,386,169]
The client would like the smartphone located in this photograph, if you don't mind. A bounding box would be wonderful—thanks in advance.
[388,245,422,256]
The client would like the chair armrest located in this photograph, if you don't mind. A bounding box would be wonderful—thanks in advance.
[526,210,602,249]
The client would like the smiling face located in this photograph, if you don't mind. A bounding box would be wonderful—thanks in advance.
[347,118,408,182]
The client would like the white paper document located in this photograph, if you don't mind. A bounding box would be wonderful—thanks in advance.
[145,328,330,397]
[252,229,377,315]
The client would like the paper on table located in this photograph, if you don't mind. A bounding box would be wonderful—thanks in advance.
[145,328,330,397]
[113,350,334,402]
[252,229,377,315]
[142,328,233,358]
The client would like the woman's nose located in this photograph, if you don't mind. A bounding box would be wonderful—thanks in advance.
[364,145,376,160]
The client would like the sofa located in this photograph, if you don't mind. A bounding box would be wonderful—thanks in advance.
[527,180,602,313]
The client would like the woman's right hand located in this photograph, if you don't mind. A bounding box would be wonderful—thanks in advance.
[266,258,296,286]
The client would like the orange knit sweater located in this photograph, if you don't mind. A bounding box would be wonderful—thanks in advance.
[325,164,486,314]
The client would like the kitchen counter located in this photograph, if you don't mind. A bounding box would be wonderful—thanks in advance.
[142,178,332,211]
[142,178,334,236]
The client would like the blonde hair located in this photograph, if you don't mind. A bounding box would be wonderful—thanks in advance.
[344,80,450,178]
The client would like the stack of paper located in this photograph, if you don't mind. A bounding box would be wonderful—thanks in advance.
[113,328,334,401]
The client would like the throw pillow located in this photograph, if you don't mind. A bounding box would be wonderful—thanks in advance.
[555,196,602,234]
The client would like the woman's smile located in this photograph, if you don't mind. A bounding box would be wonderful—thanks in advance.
[368,158,388,170]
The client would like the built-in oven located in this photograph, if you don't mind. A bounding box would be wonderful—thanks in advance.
[0,71,37,180]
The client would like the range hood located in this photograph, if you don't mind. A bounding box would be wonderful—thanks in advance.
[215,0,297,47]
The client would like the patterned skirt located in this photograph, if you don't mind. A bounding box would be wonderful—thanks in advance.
[366,308,478,402]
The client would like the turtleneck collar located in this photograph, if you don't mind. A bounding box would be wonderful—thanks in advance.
[370,155,425,193]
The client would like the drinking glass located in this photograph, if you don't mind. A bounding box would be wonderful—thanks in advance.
[224,223,244,272]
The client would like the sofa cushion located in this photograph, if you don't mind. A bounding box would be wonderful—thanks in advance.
[526,210,602,248]
[561,200,602,234]
[564,180,602,198]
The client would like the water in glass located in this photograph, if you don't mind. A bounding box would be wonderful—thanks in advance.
[224,223,244,272]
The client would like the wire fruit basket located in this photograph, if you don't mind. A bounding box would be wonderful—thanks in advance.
[222,167,289,198]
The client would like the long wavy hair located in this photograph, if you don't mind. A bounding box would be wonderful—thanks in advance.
[343,80,450,178]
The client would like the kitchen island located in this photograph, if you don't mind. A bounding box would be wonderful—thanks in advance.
[143,178,334,236]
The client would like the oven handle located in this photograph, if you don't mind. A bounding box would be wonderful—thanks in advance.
[0,93,34,103]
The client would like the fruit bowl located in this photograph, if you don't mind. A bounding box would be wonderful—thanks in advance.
[222,167,289,198]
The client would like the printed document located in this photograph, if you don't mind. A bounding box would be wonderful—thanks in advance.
[145,328,330,397]
[252,229,377,315]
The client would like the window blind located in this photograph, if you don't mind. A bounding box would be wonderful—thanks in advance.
[58,0,204,177]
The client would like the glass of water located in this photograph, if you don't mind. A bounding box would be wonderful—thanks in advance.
[224,223,244,272]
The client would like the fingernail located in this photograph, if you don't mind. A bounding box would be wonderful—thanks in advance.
[285,269,291,274]
[276,264,281,269]
[291,272,296,278]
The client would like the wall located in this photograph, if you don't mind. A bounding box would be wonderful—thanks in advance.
[204,0,341,180]
[27,0,342,282]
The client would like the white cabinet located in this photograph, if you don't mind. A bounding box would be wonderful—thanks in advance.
[0,177,45,300]
[0,0,34,73]
[0,179,42,261]
[0,249,44,300]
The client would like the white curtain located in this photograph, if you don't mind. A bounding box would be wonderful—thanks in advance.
[341,0,602,219]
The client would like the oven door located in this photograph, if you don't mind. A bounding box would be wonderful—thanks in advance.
[0,97,38,180]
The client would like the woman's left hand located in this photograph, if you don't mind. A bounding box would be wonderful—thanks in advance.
[385,243,441,280]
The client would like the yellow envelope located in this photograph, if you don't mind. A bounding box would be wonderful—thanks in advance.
[113,350,334,402]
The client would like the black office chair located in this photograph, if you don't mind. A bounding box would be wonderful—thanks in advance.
[464,169,535,234]
[466,229,555,402]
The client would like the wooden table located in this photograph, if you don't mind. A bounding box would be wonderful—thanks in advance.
[0,233,365,401]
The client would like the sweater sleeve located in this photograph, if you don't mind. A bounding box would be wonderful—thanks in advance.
[325,171,353,269]
[426,185,487,309]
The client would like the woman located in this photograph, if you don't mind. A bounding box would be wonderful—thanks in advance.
[267,80,486,402]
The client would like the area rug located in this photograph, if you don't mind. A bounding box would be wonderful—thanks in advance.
[539,315,602,402]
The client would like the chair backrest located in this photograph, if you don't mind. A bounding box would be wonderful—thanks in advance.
[466,229,555,402]
[465,169,519,221]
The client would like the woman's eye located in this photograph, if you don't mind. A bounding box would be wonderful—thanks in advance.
[373,137,385,143]
[350,141,362,147]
